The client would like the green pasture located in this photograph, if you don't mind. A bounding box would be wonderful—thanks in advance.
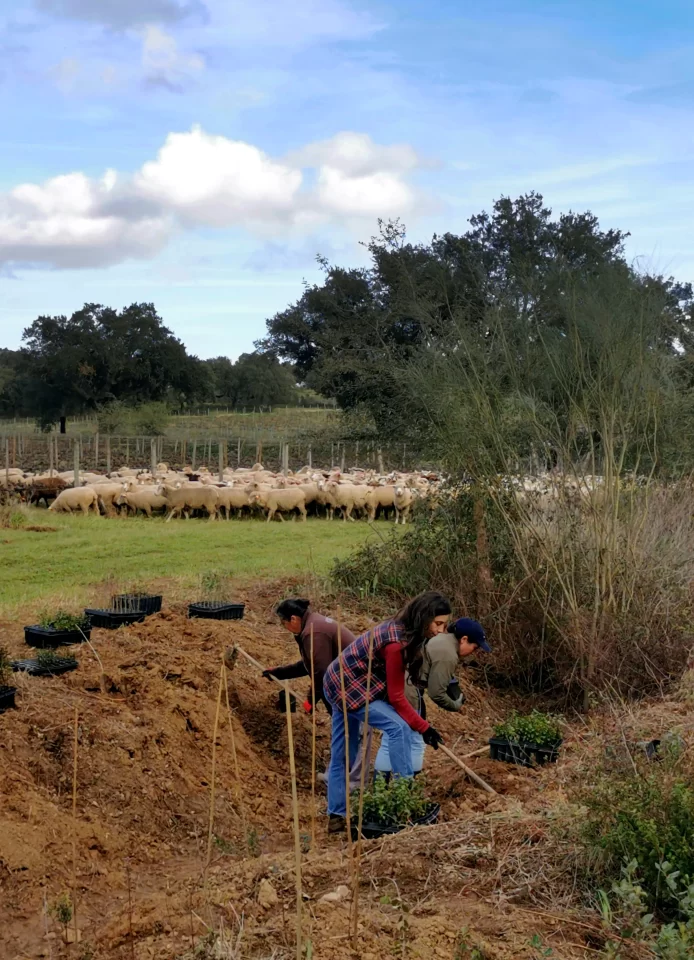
[0,510,393,615]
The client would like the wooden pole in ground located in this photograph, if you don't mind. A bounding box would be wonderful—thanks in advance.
[352,629,374,943]
[71,706,80,947]
[340,443,346,473]
[48,434,54,477]
[336,618,355,901]
[205,665,225,878]
[284,680,303,960]
[4,438,8,488]
[307,444,312,469]
[222,669,250,854]
[237,437,241,467]
[73,438,80,487]
[150,438,157,476]
[218,439,224,482]
[377,448,384,473]
[192,440,197,471]
[11,435,16,467]
[105,435,111,475]
[94,432,99,470]
[309,625,317,848]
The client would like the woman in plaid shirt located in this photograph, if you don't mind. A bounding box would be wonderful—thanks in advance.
[323,591,451,832]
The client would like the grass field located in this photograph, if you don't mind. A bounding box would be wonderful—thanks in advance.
[0,510,390,614]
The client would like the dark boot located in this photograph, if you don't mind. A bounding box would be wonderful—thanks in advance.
[328,814,346,835]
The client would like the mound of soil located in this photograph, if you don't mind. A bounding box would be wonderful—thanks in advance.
[0,585,588,959]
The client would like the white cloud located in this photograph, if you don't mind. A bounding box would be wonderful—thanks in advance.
[0,171,172,269]
[141,24,204,90]
[0,126,427,269]
[51,56,81,93]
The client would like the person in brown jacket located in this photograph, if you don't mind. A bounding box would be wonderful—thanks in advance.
[263,598,357,714]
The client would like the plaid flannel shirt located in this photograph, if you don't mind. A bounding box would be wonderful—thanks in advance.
[323,619,404,711]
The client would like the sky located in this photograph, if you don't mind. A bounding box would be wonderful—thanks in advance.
[1,0,694,359]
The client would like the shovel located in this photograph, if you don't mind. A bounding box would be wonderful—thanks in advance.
[224,644,305,704]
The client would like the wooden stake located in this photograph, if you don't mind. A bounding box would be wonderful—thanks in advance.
[309,624,317,848]
[205,665,225,876]
[222,668,249,854]
[284,681,303,960]
[336,618,355,904]
[71,706,79,948]
[352,629,374,943]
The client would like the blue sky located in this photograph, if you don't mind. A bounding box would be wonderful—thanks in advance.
[1,0,693,358]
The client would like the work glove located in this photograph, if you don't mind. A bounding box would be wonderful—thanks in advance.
[261,669,277,681]
[422,726,444,750]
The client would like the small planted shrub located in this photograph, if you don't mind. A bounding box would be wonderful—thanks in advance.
[354,774,432,828]
[0,646,16,710]
[493,710,563,747]
[36,648,77,670]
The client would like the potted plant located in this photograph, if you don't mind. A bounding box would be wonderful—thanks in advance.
[188,571,245,621]
[12,647,79,677]
[24,610,91,648]
[350,774,439,840]
[489,710,563,767]
[0,646,17,712]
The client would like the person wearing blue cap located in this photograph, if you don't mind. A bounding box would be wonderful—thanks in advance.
[374,616,490,777]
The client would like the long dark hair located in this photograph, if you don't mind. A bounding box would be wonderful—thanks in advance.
[395,591,452,684]
[276,598,311,621]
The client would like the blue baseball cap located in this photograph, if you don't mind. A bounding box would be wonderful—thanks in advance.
[451,618,491,653]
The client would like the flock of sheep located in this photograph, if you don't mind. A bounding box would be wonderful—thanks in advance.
[3,463,440,523]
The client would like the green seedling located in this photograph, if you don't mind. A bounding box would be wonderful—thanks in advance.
[493,710,562,747]
[38,609,90,632]
[353,774,431,827]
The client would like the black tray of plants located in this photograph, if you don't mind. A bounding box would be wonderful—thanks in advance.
[111,593,162,615]
[84,607,147,629]
[188,601,245,620]
[489,710,562,768]
[12,649,79,677]
[24,611,91,648]
[350,775,440,840]
[0,647,17,712]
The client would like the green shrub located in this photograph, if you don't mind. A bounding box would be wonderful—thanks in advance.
[36,648,77,669]
[353,774,431,826]
[38,610,90,632]
[582,762,694,919]
[493,710,562,746]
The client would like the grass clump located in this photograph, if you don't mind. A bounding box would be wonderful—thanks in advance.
[493,710,563,747]
[354,775,431,827]
[38,609,90,631]
[0,646,12,686]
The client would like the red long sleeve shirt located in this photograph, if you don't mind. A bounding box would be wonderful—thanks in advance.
[382,643,429,734]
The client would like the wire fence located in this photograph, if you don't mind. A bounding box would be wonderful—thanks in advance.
[2,432,432,478]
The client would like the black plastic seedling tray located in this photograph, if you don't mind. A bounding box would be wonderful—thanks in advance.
[489,736,560,768]
[0,685,17,711]
[24,624,91,648]
[84,608,147,629]
[111,594,162,615]
[12,657,78,677]
[351,803,440,840]
[188,601,245,620]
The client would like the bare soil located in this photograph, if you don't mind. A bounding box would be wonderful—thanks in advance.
[0,581,633,959]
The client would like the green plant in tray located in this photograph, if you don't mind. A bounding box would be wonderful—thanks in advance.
[38,609,90,632]
[493,710,562,747]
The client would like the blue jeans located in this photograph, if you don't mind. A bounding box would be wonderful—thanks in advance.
[326,697,415,816]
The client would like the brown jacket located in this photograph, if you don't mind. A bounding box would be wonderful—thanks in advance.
[268,611,357,708]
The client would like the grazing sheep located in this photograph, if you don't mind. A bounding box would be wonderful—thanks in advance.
[250,487,307,522]
[160,483,219,522]
[48,486,100,515]
[365,484,397,522]
[215,485,253,519]
[115,488,169,518]
[325,481,371,522]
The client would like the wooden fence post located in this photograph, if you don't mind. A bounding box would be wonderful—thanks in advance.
[378,448,384,473]
[307,444,312,469]
[11,435,16,468]
[218,439,224,482]
[192,440,197,470]
[125,437,130,466]
[94,431,99,470]
[355,441,359,468]
[73,438,80,487]
[150,438,157,476]
[340,443,346,473]
[49,435,54,477]
[105,435,111,475]
[282,442,289,476]
[5,438,9,488]
[237,437,241,466]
